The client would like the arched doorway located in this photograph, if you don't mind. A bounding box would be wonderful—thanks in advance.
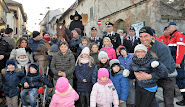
[114,19,127,33]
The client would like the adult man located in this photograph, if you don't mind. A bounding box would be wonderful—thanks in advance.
[69,11,84,36]
[13,34,19,43]
[101,21,121,50]
[28,31,45,52]
[89,27,101,46]
[3,28,15,49]
[136,26,176,107]
[167,22,185,106]
[157,27,170,45]
[123,27,140,53]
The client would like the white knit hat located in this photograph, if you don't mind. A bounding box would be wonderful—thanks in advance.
[134,44,147,54]
[98,51,109,60]
[80,47,90,55]
[16,48,27,57]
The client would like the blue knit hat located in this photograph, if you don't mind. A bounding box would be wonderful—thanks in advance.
[6,59,16,66]
[29,63,39,71]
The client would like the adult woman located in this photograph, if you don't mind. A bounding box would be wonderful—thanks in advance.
[9,37,34,63]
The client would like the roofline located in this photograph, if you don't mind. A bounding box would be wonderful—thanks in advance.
[1,0,10,13]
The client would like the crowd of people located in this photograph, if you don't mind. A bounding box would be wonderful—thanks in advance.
[0,10,185,107]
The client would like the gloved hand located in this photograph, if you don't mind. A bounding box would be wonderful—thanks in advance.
[123,69,130,77]
[151,61,159,68]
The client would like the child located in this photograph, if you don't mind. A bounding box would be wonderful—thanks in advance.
[77,36,90,56]
[50,77,79,107]
[15,48,29,74]
[75,47,95,107]
[34,44,49,75]
[92,50,109,85]
[117,46,134,107]
[90,42,99,65]
[101,37,116,59]
[1,59,25,107]
[109,59,129,107]
[90,68,119,107]
[21,63,53,107]
[128,44,168,107]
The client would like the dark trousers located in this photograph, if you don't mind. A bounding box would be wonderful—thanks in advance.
[157,77,176,107]
[78,91,90,106]
[135,86,155,107]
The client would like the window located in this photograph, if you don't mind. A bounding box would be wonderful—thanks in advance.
[90,6,93,19]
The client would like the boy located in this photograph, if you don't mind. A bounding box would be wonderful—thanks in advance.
[21,63,53,107]
[90,42,99,65]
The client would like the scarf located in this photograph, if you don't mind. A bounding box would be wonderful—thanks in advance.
[27,71,39,77]
[146,38,155,50]
[79,43,89,50]
[55,85,73,97]
[97,79,112,85]
[16,56,29,66]
[43,37,51,41]
[132,53,152,66]
[80,58,89,64]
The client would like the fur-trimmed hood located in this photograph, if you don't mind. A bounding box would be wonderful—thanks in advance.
[1,68,21,75]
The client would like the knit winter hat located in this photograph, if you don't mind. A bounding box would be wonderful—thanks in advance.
[55,77,69,93]
[98,68,109,79]
[98,51,109,60]
[32,31,40,38]
[81,47,90,55]
[16,48,27,57]
[134,44,147,54]
[6,59,16,66]
[74,28,81,35]
[139,26,153,36]
[118,46,127,52]
[109,59,120,68]
[29,63,39,72]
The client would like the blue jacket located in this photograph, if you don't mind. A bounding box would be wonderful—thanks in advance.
[75,63,94,92]
[1,67,25,98]
[118,53,133,70]
[129,54,168,88]
[28,37,45,52]
[110,70,129,101]
[22,63,53,88]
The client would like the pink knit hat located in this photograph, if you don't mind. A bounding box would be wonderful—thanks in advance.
[55,77,69,93]
[81,47,90,55]
[98,68,109,79]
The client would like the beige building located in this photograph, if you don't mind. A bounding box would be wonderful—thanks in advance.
[0,0,9,30]
[59,0,185,37]
[5,0,27,36]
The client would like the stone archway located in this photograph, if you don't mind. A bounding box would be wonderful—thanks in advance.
[114,19,127,33]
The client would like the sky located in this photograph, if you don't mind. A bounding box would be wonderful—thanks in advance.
[14,0,76,32]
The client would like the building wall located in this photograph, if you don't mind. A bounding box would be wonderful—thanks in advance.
[6,12,16,34]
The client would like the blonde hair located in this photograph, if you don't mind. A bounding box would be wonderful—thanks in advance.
[77,54,94,67]
[103,37,112,47]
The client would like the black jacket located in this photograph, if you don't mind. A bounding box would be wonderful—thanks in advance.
[123,36,140,53]
[69,20,84,35]
[0,38,12,71]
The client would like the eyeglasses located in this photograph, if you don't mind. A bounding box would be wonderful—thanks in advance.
[135,51,146,54]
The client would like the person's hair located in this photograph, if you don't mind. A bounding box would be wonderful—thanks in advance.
[103,37,112,46]
[97,60,110,69]
[90,42,98,49]
[16,37,28,48]
[77,55,94,67]
[43,32,50,36]
[59,41,68,47]
[1,28,5,33]
[5,28,13,34]
[22,34,29,40]
[37,44,47,56]
[81,36,89,44]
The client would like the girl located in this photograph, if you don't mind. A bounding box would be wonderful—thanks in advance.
[101,37,116,59]
[75,47,95,107]
[109,59,129,107]
[77,36,90,56]
[50,77,79,107]
[90,42,99,65]
[10,37,34,63]
[117,46,134,107]
[129,44,168,107]
[90,68,119,107]
[1,59,25,107]
[92,50,109,85]
[34,44,49,75]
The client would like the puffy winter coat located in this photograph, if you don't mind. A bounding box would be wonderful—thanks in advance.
[1,67,25,98]
[50,86,79,107]
[101,47,116,59]
[90,81,119,107]
[110,70,129,101]
[75,63,95,92]
[118,53,133,70]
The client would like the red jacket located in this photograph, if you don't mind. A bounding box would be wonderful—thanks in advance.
[168,30,185,64]
[157,35,170,45]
